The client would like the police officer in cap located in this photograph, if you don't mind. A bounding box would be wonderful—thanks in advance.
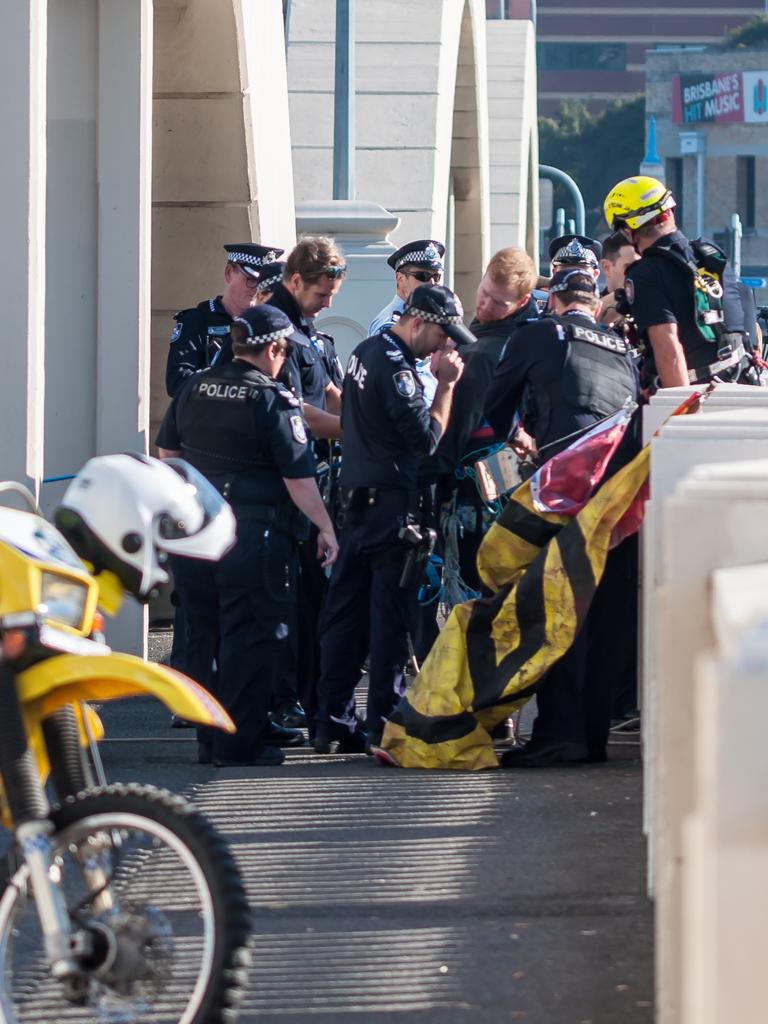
[253,260,286,305]
[165,243,285,397]
[603,176,749,389]
[548,234,602,281]
[370,239,446,401]
[156,304,339,767]
[314,284,467,754]
[485,269,639,767]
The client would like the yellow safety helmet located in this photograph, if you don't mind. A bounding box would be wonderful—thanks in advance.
[603,176,676,231]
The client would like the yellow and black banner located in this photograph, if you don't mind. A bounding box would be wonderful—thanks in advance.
[379,445,651,770]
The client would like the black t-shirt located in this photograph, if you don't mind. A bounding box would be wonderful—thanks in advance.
[156,360,315,505]
[340,330,442,491]
[485,312,639,461]
[165,296,234,397]
[267,282,330,408]
[625,231,745,374]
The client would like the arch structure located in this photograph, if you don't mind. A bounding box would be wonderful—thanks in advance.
[151,0,296,439]
[286,0,491,318]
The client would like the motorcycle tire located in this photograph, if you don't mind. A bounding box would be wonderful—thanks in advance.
[0,783,250,1024]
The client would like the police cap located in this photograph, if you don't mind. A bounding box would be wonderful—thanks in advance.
[224,243,286,280]
[549,269,600,298]
[549,234,602,266]
[387,239,446,274]
[232,304,294,346]
[255,261,286,296]
[404,284,476,346]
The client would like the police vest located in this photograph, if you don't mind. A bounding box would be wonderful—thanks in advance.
[644,238,745,351]
[177,365,287,500]
[551,315,637,417]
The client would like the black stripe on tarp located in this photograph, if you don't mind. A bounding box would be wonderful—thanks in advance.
[389,701,479,745]
[465,546,549,710]
[494,497,564,548]
[554,518,597,630]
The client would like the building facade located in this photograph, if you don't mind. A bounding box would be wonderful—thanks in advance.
[647,46,768,286]
[486,1,767,117]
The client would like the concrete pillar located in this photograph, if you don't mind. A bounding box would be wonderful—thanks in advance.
[654,447,768,1024]
[0,1,47,492]
[95,0,154,655]
[296,199,399,367]
[43,0,98,516]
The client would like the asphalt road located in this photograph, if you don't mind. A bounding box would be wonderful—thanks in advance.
[89,628,655,1024]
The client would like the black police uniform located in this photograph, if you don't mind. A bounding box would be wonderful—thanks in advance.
[267,281,330,408]
[166,296,235,398]
[155,359,315,763]
[485,311,640,763]
[316,329,444,745]
[624,230,746,385]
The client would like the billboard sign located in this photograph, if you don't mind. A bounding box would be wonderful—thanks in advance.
[672,70,768,124]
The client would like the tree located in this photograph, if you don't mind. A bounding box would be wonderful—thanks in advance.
[722,15,768,49]
[538,96,645,237]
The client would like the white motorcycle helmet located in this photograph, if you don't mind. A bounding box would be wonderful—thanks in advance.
[54,453,236,601]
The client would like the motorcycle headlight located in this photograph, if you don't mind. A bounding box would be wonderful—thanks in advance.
[40,573,89,629]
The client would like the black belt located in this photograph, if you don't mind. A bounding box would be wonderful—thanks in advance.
[345,487,420,509]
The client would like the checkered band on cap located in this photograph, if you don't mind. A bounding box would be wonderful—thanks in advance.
[227,249,278,267]
[256,270,283,293]
[233,317,293,345]
[553,241,598,267]
[395,247,444,272]
[404,306,462,325]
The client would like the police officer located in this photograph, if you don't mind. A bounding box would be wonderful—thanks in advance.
[165,242,285,397]
[485,269,639,767]
[369,239,446,402]
[548,234,602,281]
[603,176,749,389]
[252,260,286,305]
[156,305,339,767]
[314,284,468,753]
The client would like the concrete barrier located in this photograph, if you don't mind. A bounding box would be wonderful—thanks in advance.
[653,457,768,1024]
[681,562,768,1024]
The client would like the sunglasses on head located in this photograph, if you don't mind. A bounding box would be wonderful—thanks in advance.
[403,269,442,284]
[322,264,347,280]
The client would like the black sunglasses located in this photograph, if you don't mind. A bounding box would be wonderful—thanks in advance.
[323,264,347,280]
[403,270,442,284]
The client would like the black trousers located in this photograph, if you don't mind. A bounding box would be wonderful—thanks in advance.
[317,506,415,738]
[530,534,638,755]
[172,519,296,760]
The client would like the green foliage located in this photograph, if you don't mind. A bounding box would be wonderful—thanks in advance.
[538,96,645,236]
[722,14,768,49]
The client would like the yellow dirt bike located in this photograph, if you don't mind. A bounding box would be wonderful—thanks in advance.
[0,454,248,1024]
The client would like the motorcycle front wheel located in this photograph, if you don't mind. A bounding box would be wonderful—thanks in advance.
[0,784,250,1024]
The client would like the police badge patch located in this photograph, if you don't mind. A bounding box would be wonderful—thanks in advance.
[393,370,416,398]
[290,415,307,444]
[170,322,182,343]
[624,278,634,304]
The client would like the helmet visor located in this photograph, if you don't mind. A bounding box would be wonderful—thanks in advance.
[158,459,236,561]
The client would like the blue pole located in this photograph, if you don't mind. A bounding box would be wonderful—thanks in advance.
[539,164,586,235]
[332,0,355,200]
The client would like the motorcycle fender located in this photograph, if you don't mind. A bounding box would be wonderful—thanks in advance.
[17,653,235,733]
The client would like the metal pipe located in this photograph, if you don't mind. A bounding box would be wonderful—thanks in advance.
[539,164,586,235]
[332,0,355,200]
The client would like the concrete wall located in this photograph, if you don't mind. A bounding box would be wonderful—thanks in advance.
[486,18,539,261]
[151,0,296,439]
[287,0,491,317]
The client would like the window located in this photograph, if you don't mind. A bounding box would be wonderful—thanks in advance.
[737,156,756,230]
[537,43,626,72]
[666,157,684,230]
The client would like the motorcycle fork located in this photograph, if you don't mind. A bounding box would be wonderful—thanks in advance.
[0,662,88,980]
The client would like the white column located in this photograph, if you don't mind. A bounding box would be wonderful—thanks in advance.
[0,1,47,492]
[96,0,154,655]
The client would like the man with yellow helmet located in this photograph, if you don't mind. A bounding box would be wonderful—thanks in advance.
[603,176,749,389]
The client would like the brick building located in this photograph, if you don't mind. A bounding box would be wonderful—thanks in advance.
[486,0,767,117]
